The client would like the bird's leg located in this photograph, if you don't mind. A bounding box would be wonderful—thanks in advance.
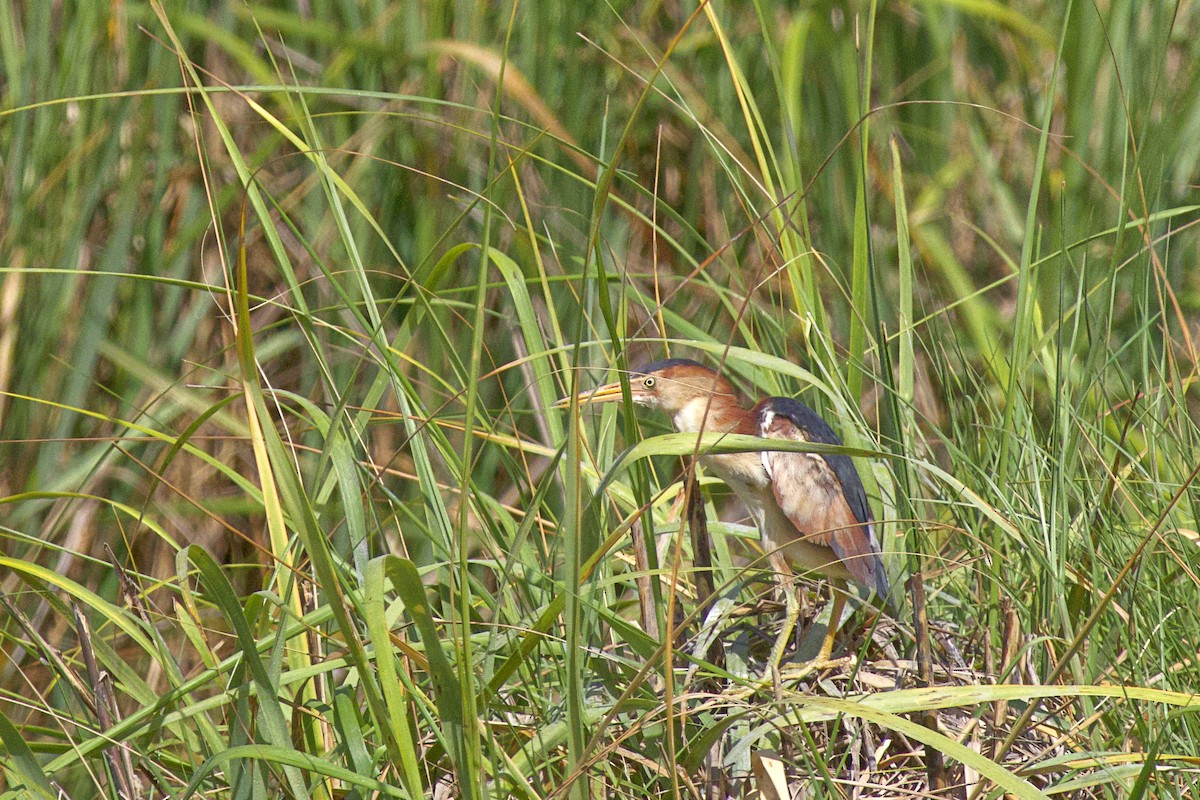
[766,552,799,671]
[775,581,854,682]
[812,582,849,666]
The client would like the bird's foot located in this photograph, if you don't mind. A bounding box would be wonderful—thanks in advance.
[775,653,855,682]
[740,653,854,698]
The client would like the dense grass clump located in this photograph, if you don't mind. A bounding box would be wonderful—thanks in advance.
[1,1,1199,797]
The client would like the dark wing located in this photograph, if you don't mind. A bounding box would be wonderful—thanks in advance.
[756,397,889,596]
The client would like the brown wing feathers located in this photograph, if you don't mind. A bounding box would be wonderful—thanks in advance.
[756,398,889,597]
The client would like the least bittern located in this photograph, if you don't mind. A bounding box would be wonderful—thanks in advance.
[565,358,888,669]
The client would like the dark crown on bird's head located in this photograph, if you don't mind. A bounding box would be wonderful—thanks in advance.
[630,357,708,376]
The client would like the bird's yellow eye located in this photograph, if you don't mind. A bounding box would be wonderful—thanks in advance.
[643,377,656,389]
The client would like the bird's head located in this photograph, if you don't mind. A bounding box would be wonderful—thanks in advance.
[561,358,743,420]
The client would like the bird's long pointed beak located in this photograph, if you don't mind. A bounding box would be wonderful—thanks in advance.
[553,381,626,409]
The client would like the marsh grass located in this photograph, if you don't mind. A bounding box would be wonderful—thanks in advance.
[1,1,1199,798]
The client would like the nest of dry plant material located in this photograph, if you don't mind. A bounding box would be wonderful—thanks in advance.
[676,596,1109,800]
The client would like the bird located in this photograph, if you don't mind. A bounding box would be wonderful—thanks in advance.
[565,357,888,669]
